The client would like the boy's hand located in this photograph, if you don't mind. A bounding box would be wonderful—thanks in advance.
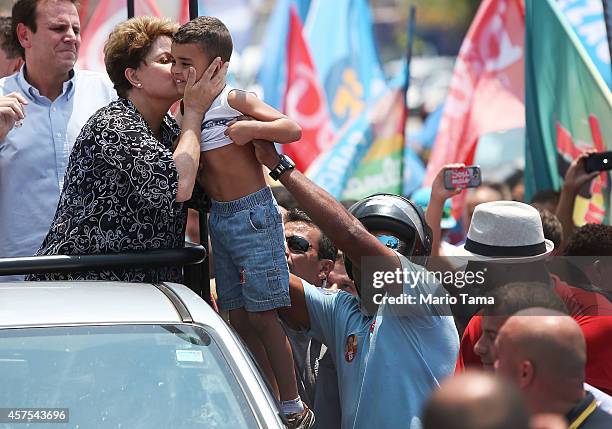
[182,58,228,119]
[224,119,260,146]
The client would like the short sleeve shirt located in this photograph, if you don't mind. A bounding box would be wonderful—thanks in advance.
[303,254,459,429]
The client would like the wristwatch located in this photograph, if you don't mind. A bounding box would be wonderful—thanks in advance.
[269,154,296,180]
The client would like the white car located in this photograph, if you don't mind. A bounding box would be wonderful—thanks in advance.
[0,250,285,428]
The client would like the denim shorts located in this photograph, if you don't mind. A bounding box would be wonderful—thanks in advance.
[209,187,290,312]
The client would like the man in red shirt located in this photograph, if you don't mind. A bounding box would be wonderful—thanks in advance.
[454,202,612,395]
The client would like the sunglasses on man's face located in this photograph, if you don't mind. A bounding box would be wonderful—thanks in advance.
[376,234,401,250]
[286,235,312,254]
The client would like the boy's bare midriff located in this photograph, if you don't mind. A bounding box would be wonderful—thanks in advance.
[197,141,268,202]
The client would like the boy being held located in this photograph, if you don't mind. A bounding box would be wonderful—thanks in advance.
[171,17,314,428]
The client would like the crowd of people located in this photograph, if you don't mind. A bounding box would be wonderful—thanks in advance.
[1,1,611,429]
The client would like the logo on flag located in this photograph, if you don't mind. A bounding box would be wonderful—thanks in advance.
[282,5,335,172]
[425,0,525,187]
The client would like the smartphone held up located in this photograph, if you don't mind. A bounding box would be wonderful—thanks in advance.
[443,166,482,190]
[584,151,612,173]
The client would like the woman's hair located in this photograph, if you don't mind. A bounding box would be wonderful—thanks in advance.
[104,16,178,98]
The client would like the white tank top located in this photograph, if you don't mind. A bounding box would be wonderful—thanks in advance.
[200,85,244,152]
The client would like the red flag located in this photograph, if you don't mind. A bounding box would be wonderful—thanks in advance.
[281,5,335,172]
[424,0,525,214]
[179,0,191,24]
[79,1,189,73]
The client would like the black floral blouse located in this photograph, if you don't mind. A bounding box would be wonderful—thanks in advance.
[29,98,193,283]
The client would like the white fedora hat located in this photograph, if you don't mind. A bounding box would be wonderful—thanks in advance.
[456,201,554,263]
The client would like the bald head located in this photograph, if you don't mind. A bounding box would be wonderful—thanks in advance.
[495,308,586,415]
[422,371,529,429]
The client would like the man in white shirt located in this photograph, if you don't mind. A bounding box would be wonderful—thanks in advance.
[0,0,116,279]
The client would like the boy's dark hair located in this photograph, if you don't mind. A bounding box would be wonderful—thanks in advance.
[565,223,612,257]
[286,208,338,261]
[538,209,562,250]
[173,16,232,63]
[0,16,20,60]
[12,0,80,58]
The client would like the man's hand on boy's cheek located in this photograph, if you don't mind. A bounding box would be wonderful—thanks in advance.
[224,119,260,145]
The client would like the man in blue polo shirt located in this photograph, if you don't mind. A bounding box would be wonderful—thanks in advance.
[253,141,460,428]
[0,0,116,278]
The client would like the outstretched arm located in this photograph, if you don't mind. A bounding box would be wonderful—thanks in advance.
[226,90,302,145]
[556,152,598,252]
[252,140,399,273]
[251,140,401,330]
[427,164,464,258]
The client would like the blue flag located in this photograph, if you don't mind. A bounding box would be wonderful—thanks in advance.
[402,148,426,196]
[307,109,373,198]
[257,0,313,110]
[308,84,409,199]
[558,0,612,89]
[304,0,386,128]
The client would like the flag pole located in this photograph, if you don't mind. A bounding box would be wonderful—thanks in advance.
[603,0,612,77]
[185,0,212,304]
[400,5,416,194]
[403,6,417,116]
[127,0,134,19]
[190,0,199,20]
[78,0,90,27]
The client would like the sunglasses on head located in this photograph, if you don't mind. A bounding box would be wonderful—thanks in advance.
[286,235,312,253]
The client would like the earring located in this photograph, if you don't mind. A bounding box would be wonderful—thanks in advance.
[136,83,142,88]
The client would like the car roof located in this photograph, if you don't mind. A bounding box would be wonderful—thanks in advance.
[0,281,219,328]
[0,280,284,427]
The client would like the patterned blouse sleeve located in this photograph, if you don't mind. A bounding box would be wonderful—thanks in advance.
[91,110,179,210]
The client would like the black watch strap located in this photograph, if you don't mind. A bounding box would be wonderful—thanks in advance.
[269,154,295,180]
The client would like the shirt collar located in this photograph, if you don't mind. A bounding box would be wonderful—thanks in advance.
[16,64,76,102]
[566,391,597,425]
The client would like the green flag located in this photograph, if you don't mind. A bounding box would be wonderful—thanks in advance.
[525,0,612,224]
[340,89,406,200]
